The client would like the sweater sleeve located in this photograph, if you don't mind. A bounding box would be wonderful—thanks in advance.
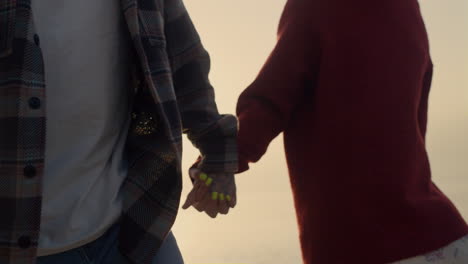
[236,0,320,173]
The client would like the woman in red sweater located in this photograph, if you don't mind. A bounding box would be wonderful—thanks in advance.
[236,0,468,263]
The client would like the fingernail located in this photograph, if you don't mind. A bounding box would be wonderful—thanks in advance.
[226,195,231,202]
[211,192,218,200]
[199,173,208,181]
[205,177,213,186]
[219,193,225,201]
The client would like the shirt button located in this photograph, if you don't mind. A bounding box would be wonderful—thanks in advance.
[23,165,37,178]
[33,34,40,46]
[28,97,41,109]
[18,236,32,249]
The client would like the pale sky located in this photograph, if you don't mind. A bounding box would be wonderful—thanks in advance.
[172,1,468,263]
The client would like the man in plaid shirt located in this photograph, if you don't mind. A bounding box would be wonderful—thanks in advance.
[0,0,238,263]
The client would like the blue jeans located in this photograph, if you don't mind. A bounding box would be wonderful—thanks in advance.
[37,221,184,264]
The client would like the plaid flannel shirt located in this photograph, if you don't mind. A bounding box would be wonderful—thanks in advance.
[0,0,238,263]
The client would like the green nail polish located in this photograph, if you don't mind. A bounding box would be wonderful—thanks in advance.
[205,177,213,186]
[211,192,218,200]
[199,173,208,181]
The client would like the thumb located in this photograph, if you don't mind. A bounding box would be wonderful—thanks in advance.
[182,190,196,209]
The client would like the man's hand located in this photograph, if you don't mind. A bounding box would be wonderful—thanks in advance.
[182,168,237,218]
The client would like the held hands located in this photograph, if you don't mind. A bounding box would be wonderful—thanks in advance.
[182,168,237,218]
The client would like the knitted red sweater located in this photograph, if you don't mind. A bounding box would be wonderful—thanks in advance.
[236,0,468,263]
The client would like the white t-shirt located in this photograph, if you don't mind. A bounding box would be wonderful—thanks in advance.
[31,0,132,255]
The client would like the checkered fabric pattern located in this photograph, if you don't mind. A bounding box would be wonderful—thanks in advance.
[0,0,238,263]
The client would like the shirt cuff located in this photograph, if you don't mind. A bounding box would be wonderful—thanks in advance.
[189,114,239,173]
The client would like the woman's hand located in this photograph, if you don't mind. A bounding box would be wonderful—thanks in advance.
[182,168,237,218]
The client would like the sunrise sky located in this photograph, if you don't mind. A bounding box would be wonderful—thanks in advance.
[172,1,468,263]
